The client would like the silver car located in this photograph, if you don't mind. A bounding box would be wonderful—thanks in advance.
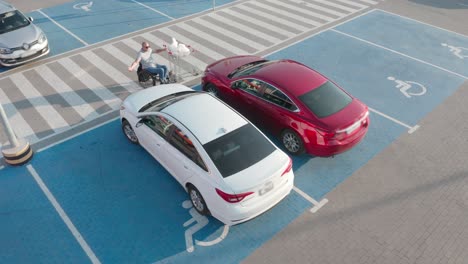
[0,0,49,67]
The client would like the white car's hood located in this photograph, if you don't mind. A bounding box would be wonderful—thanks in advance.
[223,150,289,192]
[0,24,41,48]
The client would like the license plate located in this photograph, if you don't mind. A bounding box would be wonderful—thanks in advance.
[259,181,274,196]
[21,50,36,58]
[346,121,360,134]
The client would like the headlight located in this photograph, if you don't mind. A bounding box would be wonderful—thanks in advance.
[0,48,13,54]
[38,33,47,44]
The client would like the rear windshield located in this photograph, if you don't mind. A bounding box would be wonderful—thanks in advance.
[298,81,352,118]
[203,124,275,178]
[0,10,30,34]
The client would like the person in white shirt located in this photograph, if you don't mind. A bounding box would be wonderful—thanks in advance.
[128,41,169,83]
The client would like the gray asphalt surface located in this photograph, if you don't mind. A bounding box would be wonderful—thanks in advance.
[244,1,468,263]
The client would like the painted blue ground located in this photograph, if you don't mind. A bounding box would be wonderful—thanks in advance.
[0,120,309,264]
[39,0,234,44]
[0,167,90,263]
[30,11,85,56]
[268,30,466,127]
[1,9,468,264]
[335,10,468,77]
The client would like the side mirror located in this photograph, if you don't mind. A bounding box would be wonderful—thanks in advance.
[136,118,145,128]
[231,82,239,90]
[29,17,34,22]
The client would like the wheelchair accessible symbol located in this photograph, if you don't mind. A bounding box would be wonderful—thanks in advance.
[441,43,468,59]
[387,76,427,98]
[73,1,93,12]
[182,200,229,253]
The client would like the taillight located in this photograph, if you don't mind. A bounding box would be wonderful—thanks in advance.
[316,128,336,140]
[281,158,293,176]
[215,188,254,203]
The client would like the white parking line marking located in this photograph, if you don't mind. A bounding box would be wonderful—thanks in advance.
[37,116,119,153]
[293,186,329,213]
[27,165,101,263]
[369,107,419,133]
[37,9,89,46]
[131,0,175,20]
[331,29,468,80]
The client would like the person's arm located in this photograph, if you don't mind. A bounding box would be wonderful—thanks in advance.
[153,48,166,53]
[128,56,141,72]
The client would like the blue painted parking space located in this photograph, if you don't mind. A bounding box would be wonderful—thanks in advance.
[38,0,234,45]
[29,11,85,56]
[334,10,468,78]
[0,120,309,263]
[2,8,468,264]
[0,167,90,263]
[267,29,466,128]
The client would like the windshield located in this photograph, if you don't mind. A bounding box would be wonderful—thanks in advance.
[139,91,198,112]
[228,60,270,78]
[0,10,30,34]
[203,124,275,178]
[298,81,352,118]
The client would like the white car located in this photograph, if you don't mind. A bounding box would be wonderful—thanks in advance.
[0,0,49,67]
[120,84,294,225]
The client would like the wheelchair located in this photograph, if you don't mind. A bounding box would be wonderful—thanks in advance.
[137,63,160,88]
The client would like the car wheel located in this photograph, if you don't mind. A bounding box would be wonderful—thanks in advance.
[205,83,219,97]
[122,120,139,144]
[188,185,209,215]
[281,129,305,155]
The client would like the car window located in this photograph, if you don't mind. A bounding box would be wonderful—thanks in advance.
[0,10,30,34]
[203,124,275,178]
[298,81,352,118]
[261,83,298,111]
[233,79,262,96]
[168,126,207,171]
[142,115,173,138]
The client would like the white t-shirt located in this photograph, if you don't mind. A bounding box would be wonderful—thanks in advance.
[137,48,156,69]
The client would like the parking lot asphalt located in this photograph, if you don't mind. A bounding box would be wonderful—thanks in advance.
[1,0,468,263]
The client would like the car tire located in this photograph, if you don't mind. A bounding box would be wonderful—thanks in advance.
[205,83,219,98]
[122,119,139,144]
[187,184,209,215]
[281,129,305,155]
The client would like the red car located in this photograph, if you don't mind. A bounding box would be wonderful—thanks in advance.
[201,55,369,157]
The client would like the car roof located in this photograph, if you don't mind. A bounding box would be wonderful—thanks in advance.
[0,1,16,13]
[162,91,248,145]
[254,60,328,97]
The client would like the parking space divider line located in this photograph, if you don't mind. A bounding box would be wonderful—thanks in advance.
[331,29,468,80]
[26,164,101,264]
[293,186,329,213]
[37,9,89,46]
[369,107,419,134]
[131,0,175,20]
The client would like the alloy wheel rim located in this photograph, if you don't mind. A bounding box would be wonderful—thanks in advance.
[207,86,218,97]
[124,125,137,142]
[283,133,299,153]
[190,190,204,212]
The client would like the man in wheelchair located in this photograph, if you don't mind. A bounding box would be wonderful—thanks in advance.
[128,41,170,86]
